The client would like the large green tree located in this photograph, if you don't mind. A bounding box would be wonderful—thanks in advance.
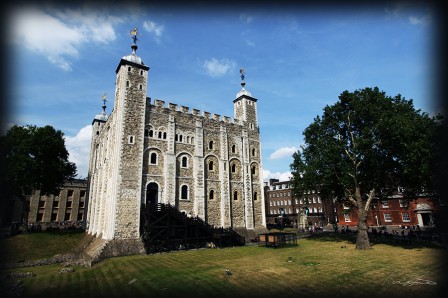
[0,125,77,229]
[290,87,442,249]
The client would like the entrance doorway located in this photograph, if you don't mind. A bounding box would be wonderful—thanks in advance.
[417,212,433,227]
[421,213,431,226]
[146,183,159,206]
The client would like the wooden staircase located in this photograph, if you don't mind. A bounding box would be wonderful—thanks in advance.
[140,203,245,253]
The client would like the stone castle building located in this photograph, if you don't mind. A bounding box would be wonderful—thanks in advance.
[86,33,266,254]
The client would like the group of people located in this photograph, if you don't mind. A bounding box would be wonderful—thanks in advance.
[10,220,84,235]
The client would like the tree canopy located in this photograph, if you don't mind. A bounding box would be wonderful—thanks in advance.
[290,87,442,249]
[0,125,77,224]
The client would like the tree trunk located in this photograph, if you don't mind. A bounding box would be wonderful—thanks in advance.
[356,207,371,249]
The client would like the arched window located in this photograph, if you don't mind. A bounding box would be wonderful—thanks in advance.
[233,191,238,201]
[209,190,215,200]
[181,185,188,200]
[149,130,154,137]
[158,131,162,139]
[231,163,236,173]
[144,129,149,137]
[150,153,157,164]
[251,166,256,175]
[181,156,188,168]
[209,141,214,149]
[209,161,214,171]
[179,135,183,142]
[163,132,167,139]
[253,192,258,201]
[126,80,130,88]
[252,148,256,156]
[232,144,236,153]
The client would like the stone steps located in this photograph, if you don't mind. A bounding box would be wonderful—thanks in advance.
[82,236,109,265]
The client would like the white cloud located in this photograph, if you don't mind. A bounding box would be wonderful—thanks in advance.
[263,170,292,182]
[245,40,255,47]
[143,20,164,37]
[269,146,298,160]
[65,125,92,178]
[384,3,432,26]
[408,15,431,26]
[240,14,253,24]
[203,58,236,77]
[10,6,122,71]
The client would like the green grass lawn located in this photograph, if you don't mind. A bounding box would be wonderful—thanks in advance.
[0,230,85,263]
[1,233,446,298]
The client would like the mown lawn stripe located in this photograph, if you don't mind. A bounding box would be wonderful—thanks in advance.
[2,234,444,298]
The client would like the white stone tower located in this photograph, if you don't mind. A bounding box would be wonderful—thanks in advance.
[86,28,149,255]
[232,67,266,229]
[86,32,267,259]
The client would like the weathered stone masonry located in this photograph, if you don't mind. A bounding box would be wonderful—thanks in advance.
[86,41,266,255]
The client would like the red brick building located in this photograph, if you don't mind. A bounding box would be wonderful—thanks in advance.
[335,188,439,229]
[264,179,335,229]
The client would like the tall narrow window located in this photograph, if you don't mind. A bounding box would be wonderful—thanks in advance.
[163,132,167,139]
[209,161,214,171]
[182,156,188,168]
[126,80,130,88]
[181,185,188,200]
[209,141,214,149]
[145,129,149,137]
[252,148,256,156]
[231,163,236,173]
[253,192,258,201]
[158,131,162,139]
[175,134,178,141]
[233,191,238,201]
[149,130,154,137]
[209,190,215,200]
[251,166,256,175]
[232,144,236,153]
[150,153,157,164]
[180,135,183,142]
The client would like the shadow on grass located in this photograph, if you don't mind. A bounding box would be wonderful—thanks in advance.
[304,232,445,250]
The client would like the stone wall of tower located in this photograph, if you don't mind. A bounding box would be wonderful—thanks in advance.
[87,111,119,239]
[87,60,149,241]
[113,62,148,239]
[87,56,266,243]
[142,100,265,229]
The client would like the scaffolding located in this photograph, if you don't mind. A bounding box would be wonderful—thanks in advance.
[257,232,298,248]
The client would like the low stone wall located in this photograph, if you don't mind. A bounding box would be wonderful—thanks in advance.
[99,238,146,259]
[233,227,269,243]
[1,253,89,269]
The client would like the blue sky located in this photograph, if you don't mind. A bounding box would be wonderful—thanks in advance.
[5,2,438,181]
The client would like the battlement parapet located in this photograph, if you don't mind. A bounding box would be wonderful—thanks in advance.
[150,99,242,126]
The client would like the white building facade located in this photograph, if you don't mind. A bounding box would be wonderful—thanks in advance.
[86,37,266,252]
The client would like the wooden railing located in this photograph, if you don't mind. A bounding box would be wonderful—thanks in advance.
[140,203,245,253]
